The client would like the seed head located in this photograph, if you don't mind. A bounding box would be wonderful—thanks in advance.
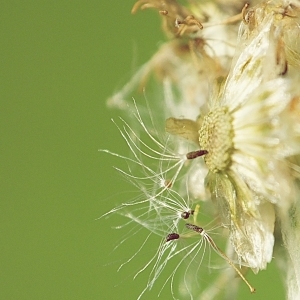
[199,106,234,173]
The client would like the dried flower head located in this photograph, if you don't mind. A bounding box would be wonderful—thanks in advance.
[103,0,300,299]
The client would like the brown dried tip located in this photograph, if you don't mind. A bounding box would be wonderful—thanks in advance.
[176,15,203,30]
[131,1,153,14]
[242,3,250,24]
[131,0,203,37]
[159,10,168,15]
[186,150,208,160]
[276,38,288,76]
[166,233,180,242]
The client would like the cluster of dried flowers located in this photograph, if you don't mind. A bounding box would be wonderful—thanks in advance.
[103,0,300,299]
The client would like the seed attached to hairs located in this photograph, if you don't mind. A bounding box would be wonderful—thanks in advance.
[166,233,180,242]
[186,150,208,160]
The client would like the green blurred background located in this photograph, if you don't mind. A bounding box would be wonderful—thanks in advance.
[1,1,284,299]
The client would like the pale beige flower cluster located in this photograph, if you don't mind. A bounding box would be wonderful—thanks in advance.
[105,0,300,299]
